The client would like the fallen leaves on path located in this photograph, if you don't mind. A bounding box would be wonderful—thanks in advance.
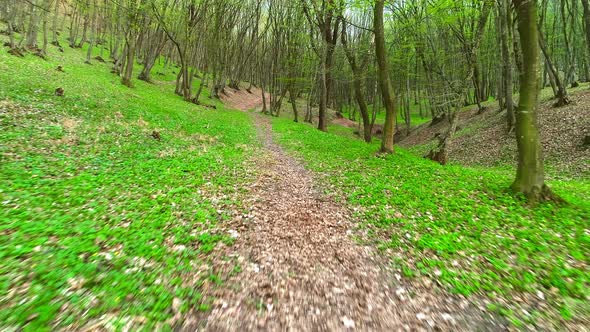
[181,114,506,331]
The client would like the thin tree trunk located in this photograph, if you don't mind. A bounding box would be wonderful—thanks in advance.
[538,31,570,106]
[318,55,328,131]
[375,0,396,153]
[500,0,515,133]
[341,22,372,142]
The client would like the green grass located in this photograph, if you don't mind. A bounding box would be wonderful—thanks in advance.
[0,39,256,329]
[271,116,590,324]
[340,101,432,128]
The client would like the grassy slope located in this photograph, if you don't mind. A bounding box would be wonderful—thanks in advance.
[0,42,256,329]
[271,116,589,326]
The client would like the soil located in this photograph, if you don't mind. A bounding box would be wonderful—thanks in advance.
[332,117,359,129]
[220,86,270,112]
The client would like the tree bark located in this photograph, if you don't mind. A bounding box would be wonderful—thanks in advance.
[581,0,590,78]
[511,0,555,203]
[341,21,371,143]
[290,89,299,123]
[538,31,570,106]
[374,0,396,153]
[121,36,136,87]
[499,0,515,132]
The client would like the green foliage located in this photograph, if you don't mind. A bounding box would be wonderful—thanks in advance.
[0,41,256,329]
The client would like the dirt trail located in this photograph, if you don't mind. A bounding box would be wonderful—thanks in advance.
[181,99,505,331]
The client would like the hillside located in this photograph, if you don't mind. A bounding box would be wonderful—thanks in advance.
[0,36,259,330]
[398,88,590,180]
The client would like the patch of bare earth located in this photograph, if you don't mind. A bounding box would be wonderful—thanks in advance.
[220,86,270,112]
[181,111,505,331]
[332,117,359,129]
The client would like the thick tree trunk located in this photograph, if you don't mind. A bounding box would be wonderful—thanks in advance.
[175,70,183,96]
[261,86,268,114]
[374,0,396,153]
[138,60,156,82]
[121,37,136,87]
[582,0,590,76]
[511,0,555,203]
[26,2,39,49]
[41,0,50,57]
[77,8,89,48]
[181,64,192,101]
[193,73,207,104]
[112,44,126,75]
[85,1,96,64]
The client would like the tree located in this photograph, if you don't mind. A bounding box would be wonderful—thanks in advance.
[510,0,556,202]
[301,0,342,132]
[340,14,373,142]
[498,0,515,133]
[374,0,396,153]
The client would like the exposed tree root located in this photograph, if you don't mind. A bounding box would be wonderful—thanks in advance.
[511,183,565,205]
[6,47,25,57]
[552,96,571,108]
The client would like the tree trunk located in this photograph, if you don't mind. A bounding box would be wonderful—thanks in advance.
[581,0,590,77]
[374,0,396,153]
[318,55,328,131]
[121,37,136,87]
[341,22,372,143]
[290,89,299,123]
[26,1,39,49]
[538,30,570,106]
[85,0,96,64]
[51,0,60,46]
[41,0,50,57]
[500,0,515,133]
[511,0,556,203]
[261,86,268,114]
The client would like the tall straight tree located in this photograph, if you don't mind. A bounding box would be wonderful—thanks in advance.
[300,0,341,132]
[374,0,395,153]
[511,0,555,202]
[582,0,590,73]
[499,0,514,132]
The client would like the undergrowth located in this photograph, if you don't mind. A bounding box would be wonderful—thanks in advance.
[0,40,256,330]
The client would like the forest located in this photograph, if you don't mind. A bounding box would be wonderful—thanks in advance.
[0,0,588,330]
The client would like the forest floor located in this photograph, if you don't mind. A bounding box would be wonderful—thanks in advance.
[1,35,588,331]
[180,102,506,331]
